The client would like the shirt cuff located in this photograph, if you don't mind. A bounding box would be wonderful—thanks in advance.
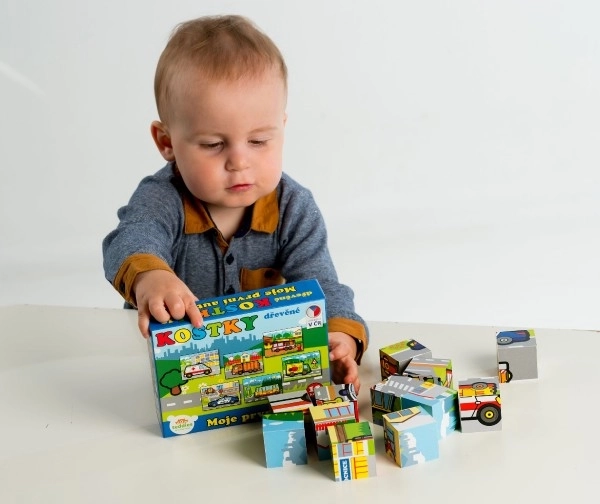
[113,253,174,307]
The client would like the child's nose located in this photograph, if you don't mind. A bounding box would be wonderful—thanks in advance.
[225,146,249,171]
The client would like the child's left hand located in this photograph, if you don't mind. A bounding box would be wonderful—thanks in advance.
[328,332,360,393]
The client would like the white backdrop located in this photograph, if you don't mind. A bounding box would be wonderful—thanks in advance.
[1,0,598,331]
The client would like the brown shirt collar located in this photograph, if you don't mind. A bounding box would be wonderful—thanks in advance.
[180,182,279,235]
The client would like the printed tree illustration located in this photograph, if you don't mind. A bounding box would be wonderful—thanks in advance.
[159,369,187,396]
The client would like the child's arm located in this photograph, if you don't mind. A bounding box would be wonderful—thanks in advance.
[103,164,197,335]
[133,269,203,337]
[328,332,361,393]
[276,175,370,363]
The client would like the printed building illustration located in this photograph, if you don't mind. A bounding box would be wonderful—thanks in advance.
[328,421,376,482]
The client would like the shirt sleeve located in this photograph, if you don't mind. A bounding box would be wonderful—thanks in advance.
[102,167,184,303]
[276,177,369,360]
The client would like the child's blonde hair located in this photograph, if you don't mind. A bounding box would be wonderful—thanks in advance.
[154,15,288,123]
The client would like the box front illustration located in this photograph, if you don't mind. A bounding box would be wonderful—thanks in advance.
[147,279,330,437]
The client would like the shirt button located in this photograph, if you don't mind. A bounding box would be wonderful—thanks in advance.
[226,254,234,265]
[225,286,235,294]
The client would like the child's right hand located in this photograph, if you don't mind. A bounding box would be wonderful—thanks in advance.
[132,270,203,337]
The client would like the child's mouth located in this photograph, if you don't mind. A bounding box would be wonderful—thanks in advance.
[228,183,252,192]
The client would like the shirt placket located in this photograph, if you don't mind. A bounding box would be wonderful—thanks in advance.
[222,239,239,295]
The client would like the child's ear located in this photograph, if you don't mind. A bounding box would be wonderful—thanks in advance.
[150,121,175,161]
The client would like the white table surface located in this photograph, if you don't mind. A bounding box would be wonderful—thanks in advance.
[0,305,595,503]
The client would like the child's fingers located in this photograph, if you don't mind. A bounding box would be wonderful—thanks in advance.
[185,299,203,328]
[162,293,186,321]
[137,308,151,338]
[329,343,353,361]
[146,295,174,325]
[331,356,360,393]
[341,357,359,384]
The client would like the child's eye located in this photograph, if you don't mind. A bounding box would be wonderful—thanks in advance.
[249,139,267,146]
[200,142,223,150]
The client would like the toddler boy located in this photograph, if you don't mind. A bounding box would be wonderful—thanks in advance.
[102,15,368,389]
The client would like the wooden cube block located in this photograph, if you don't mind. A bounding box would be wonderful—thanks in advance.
[262,412,307,468]
[313,383,359,421]
[403,356,454,388]
[383,406,439,467]
[309,402,357,460]
[371,375,458,438]
[458,378,502,433]
[328,421,376,481]
[497,329,538,382]
[379,339,432,379]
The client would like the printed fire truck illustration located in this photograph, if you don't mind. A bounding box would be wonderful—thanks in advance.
[458,381,502,426]
[263,326,304,358]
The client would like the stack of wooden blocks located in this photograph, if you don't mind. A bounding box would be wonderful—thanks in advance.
[261,329,538,479]
[263,383,376,481]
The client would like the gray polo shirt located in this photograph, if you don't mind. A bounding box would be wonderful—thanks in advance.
[102,163,368,354]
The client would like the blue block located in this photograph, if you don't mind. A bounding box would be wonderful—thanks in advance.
[383,407,439,467]
[262,412,307,468]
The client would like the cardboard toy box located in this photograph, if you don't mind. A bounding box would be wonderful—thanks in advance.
[147,279,330,437]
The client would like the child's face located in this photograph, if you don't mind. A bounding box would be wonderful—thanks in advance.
[158,68,287,213]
